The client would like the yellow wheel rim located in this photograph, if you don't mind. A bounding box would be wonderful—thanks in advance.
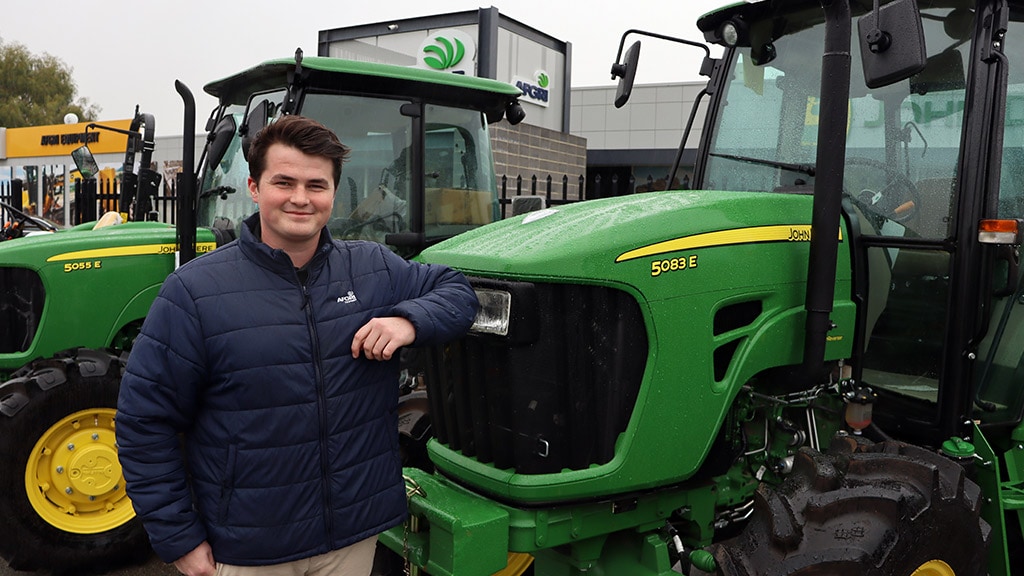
[911,560,955,576]
[24,408,136,534]
[493,553,533,576]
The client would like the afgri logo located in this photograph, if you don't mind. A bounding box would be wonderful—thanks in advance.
[513,70,552,107]
[417,29,476,75]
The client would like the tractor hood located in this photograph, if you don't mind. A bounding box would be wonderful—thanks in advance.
[420,189,852,296]
[0,221,183,268]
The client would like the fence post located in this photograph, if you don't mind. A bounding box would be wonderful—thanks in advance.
[11,179,24,212]
[79,179,98,223]
[168,178,178,225]
[500,175,508,219]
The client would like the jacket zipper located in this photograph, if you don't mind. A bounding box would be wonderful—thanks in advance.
[302,280,334,543]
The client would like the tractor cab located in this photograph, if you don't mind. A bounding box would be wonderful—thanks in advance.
[197,53,524,257]
[690,0,1024,448]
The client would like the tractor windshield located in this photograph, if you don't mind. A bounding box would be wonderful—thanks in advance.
[198,92,498,254]
[704,0,972,241]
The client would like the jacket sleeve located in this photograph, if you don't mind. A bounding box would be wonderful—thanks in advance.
[380,245,479,345]
[115,271,209,563]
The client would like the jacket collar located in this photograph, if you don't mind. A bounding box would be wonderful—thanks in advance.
[238,212,335,276]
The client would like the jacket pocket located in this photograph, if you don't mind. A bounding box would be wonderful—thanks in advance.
[217,444,238,525]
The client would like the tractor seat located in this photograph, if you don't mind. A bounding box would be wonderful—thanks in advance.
[93,211,124,229]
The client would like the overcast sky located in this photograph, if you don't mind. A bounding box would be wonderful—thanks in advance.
[2,1,724,135]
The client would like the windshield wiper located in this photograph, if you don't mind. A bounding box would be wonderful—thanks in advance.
[710,153,816,177]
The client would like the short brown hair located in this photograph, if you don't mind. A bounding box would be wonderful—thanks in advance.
[247,115,350,188]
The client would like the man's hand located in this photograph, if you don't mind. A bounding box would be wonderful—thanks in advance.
[173,541,216,576]
[352,317,415,360]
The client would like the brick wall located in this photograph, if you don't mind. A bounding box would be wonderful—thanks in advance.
[490,121,587,202]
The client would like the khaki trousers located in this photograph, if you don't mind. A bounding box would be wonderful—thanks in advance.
[215,536,377,576]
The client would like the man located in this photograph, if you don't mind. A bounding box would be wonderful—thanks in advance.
[116,115,479,576]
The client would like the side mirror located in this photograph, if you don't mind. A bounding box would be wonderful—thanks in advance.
[206,114,238,172]
[858,0,927,88]
[240,99,272,162]
[71,145,100,179]
[611,41,641,108]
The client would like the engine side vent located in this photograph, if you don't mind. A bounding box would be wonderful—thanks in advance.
[713,300,763,336]
[714,339,743,382]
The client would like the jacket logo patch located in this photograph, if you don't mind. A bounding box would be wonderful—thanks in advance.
[337,291,358,304]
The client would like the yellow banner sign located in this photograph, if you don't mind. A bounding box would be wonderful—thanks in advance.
[5,119,133,158]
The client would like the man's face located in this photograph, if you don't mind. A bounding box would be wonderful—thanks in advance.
[248,143,336,253]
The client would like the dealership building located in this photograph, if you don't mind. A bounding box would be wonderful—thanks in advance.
[317,6,706,200]
[1,6,706,221]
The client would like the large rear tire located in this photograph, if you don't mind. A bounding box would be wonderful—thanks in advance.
[0,348,149,572]
[705,437,990,576]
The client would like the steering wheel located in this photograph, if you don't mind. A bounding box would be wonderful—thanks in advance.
[843,156,921,226]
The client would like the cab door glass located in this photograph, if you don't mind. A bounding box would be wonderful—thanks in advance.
[423,104,499,240]
[851,4,972,405]
[198,93,285,235]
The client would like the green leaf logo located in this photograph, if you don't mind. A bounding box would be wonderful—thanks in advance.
[423,36,466,70]
[537,72,549,88]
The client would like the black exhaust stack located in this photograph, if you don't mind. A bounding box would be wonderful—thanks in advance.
[175,80,197,266]
[801,0,851,383]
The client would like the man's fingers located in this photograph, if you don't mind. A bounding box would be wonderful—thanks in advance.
[364,332,385,360]
[351,317,415,361]
[351,324,371,358]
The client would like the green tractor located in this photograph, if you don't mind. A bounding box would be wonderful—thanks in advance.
[0,52,524,572]
[382,0,1024,574]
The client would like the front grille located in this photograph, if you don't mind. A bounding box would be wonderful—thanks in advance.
[426,279,648,475]
[0,267,45,354]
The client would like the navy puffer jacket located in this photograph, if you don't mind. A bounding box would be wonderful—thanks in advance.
[116,214,478,565]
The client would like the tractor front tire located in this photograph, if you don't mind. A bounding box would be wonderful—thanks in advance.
[0,348,149,572]
[706,437,990,576]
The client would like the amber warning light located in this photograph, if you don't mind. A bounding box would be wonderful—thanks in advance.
[978,219,1023,245]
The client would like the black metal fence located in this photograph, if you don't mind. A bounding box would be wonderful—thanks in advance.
[499,174,584,219]
[3,172,657,227]
[0,180,25,211]
[70,178,179,225]
[496,172,658,219]
[0,177,179,226]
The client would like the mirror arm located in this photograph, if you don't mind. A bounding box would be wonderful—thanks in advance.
[611,29,711,80]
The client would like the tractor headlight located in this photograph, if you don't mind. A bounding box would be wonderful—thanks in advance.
[720,21,741,47]
[465,278,538,344]
[470,289,512,336]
